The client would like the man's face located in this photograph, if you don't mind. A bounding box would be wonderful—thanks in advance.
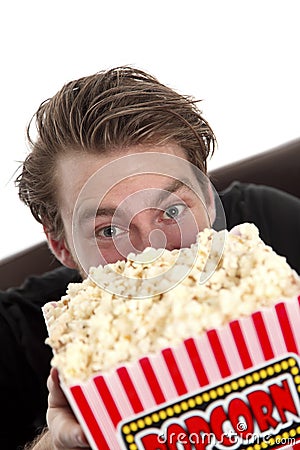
[52,144,215,276]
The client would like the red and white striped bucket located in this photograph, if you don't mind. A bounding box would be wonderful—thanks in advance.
[62,296,300,450]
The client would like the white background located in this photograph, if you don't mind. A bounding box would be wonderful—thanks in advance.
[0,0,299,260]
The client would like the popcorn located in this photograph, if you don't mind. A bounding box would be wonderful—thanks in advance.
[43,223,300,385]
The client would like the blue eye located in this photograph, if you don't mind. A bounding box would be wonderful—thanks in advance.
[163,204,185,220]
[96,225,123,238]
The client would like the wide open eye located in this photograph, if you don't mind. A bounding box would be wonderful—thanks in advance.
[162,204,186,220]
[96,225,125,238]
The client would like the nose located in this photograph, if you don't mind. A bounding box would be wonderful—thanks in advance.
[129,210,167,252]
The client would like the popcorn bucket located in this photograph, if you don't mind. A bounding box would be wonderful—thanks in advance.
[61,296,300,450]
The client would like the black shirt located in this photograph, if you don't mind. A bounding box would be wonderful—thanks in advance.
[0,266,80,449]
[0,182,300,449]
[219,182,300,272]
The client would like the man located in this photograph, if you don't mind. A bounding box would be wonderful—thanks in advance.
[1,66,299,449]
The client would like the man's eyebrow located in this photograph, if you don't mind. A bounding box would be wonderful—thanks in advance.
[78,206,117,223]
[95,207,117,217]
[155,178,192,204]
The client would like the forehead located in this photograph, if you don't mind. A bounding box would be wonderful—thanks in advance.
[56,144,191,218]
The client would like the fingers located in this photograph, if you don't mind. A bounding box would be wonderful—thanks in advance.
[47,368,65,407]
[47,368,89,449]
[47,406,88,447]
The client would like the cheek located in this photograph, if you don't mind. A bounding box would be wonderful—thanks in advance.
[173,219,199,248]
[191,198,212,229]
[69,232,128,270]
[162,214,207,251]
[99,246,126,265]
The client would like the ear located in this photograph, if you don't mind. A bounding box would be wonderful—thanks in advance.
[207,183,216,225]
[44,228,77,269]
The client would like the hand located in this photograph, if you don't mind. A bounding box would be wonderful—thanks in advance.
[46,367,90,449]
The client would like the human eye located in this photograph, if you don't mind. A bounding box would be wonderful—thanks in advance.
[95,225,125,239]
[162,204,186,220]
